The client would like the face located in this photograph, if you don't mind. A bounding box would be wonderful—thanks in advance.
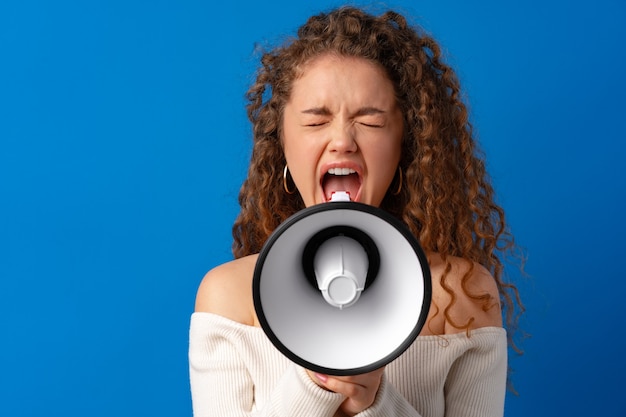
[282,54,404,208]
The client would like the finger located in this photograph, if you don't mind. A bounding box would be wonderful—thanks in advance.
[327,374,383,415]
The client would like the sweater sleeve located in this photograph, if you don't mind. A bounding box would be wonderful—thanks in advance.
[189,313,344,417]
[356,328,507,417]
[190,314,507,417]
[356,373,424,417]
[442,330,508,417]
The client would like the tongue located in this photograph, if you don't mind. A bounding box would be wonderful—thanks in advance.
[323,174,360,201]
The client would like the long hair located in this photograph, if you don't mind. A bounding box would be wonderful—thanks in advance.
[233,6,523,347]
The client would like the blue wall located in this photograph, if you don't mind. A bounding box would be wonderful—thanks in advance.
[1,1,624,415]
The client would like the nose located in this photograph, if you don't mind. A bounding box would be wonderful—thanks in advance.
[327,123,358,154]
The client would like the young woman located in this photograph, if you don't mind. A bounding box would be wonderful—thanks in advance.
[189,6,522,417]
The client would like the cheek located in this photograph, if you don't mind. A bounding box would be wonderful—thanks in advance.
[373,137,402,171]
[369,136,402,197]
[282,135,318,193]
[375,115,404,168]
[281,116,311,162]
[283,137,312,170]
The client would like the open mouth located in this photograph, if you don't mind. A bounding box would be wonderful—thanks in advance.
[322,167,362,202]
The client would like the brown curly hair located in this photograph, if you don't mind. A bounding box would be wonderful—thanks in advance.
[233,6,523,346]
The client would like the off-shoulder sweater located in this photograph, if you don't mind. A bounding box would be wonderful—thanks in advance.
[189,312,507,417]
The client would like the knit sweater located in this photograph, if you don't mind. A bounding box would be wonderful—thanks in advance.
[189,312,507,417]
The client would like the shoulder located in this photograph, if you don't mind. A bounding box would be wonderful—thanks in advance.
[194,254,259,326]
[428,253,502,333]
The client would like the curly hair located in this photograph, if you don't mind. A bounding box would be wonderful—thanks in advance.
[232,6,523,347]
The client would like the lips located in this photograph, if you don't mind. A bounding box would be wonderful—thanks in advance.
[321,165,362,202]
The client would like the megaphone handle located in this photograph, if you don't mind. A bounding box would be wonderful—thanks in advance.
[330,191,351,202]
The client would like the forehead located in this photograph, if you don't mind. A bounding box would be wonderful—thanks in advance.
[289,54,396,104]
[295,53,389,82]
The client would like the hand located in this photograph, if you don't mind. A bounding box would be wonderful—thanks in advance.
[307,368,385,416]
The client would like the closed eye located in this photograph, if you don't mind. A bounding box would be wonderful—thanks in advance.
[359,122,384,128]
[355,107,386,128]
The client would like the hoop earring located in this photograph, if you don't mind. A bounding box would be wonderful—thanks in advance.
[283,165,296,195]
[392,166,403,196]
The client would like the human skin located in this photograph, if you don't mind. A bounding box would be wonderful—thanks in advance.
[282,53,404,208]
[282,53,404,416]
[194,51,504,417]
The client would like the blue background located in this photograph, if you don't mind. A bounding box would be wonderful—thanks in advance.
[1,0,625,415]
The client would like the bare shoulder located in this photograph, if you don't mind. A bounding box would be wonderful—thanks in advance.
[194,254,259,326]
[428,253,502,333]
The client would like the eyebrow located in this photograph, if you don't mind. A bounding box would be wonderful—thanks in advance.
[301,106,386,116]
[301,107,332,116]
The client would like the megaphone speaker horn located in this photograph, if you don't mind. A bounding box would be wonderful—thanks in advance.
[302,225,380,309]
[253,201,431,376]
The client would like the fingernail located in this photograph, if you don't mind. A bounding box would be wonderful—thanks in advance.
[314,373,328,383]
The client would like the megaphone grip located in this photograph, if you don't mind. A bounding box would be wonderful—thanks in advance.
[302,225,380,293]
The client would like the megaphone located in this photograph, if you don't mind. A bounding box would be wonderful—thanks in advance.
[253,197,431,376]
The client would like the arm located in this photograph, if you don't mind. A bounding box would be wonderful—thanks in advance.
[443,330,508,417]
[189,313,345,417]
[353,373,424,417]
[309,369,424,417]
[353,329,507,417]
[326,257,507,417]
[190,259,345,417]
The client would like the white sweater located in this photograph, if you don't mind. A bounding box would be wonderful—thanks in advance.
[189,312,507,417]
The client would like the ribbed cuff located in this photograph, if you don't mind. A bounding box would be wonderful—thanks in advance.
[271,365,345,416]
[355,374,422,417]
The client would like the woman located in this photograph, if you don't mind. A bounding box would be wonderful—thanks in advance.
[189,6,523,417]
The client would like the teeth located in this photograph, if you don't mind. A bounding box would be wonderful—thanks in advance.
[328,168,356,176]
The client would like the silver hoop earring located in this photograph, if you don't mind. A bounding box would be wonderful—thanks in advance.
[392,167,403,196]
[283,165,296,195]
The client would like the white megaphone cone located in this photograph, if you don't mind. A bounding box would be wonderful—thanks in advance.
[253,191,431,376]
